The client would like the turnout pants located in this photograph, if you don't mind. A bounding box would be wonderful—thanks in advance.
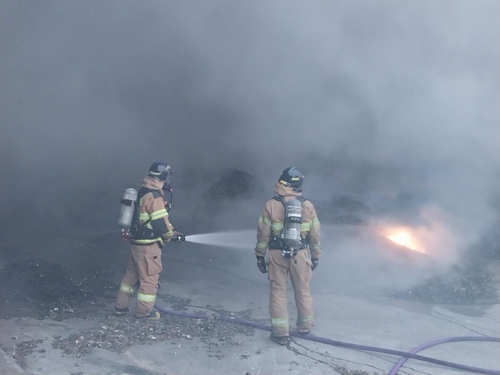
[115,242,163,317]
[267,249,314,337]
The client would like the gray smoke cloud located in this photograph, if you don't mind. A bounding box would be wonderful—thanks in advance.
[1,1,499,273]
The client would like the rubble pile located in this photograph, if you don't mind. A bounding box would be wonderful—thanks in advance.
[393,264,499,304]
[52,313,254,358]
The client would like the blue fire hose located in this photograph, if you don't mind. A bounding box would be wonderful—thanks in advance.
[154,303,500,375]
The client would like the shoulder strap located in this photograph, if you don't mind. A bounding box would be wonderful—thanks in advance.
[138,187,162,199]
[151,190,162,199]
[273,195,307,205]
[272,195,286,208]
[134,188,163,227]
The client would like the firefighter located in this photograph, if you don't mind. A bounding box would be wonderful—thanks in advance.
[255,167,321,345]
[115,161,181,319]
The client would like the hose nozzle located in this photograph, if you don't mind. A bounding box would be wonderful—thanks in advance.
[172,234,185,242]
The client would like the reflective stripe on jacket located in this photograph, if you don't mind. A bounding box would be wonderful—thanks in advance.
[131,176,174,245]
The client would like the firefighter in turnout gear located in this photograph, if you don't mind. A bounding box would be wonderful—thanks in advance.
[115,162,180,319]
[255,167,321,345]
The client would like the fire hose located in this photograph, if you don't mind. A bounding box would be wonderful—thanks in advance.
[153,303,500,375]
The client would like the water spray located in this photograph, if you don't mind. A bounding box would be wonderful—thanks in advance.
[173,230,256,249]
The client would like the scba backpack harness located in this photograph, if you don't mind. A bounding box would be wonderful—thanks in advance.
[268,195,309,257]
[119,187,165,241]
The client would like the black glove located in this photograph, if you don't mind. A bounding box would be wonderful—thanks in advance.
[256,256,267,274]
[311,258,319,271]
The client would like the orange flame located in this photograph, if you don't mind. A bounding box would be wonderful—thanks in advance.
[383,227,426,253]
[388,232,417,250]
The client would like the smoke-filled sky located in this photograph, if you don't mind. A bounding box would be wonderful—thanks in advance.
[1,1,499,259]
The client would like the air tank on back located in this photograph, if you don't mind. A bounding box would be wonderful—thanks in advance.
[283,198,302,249]
[118,188,137,229]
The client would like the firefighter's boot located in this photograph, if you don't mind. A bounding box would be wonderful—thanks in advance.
[136,311,161,320]
[270,333,289,346]
[114,307,130,316]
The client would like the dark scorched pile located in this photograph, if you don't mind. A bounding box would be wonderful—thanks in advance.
[0,259,116,319]
[393,263,499,304]
[394,232,500,304]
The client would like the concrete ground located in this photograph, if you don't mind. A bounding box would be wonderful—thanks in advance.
[0,227,499,375]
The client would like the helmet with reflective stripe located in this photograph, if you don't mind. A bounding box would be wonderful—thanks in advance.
[148,161,173,181]
[279,167,304,191]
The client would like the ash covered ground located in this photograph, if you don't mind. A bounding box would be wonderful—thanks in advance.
[0,245,257,370]
[0,259,116,320]
[52,310,254,358]
[0,223,498,373]
[0,174,498,374]
[0,247,378,375]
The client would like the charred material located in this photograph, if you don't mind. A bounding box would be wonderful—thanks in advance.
[189,168,264,232]
[392,228,500,304]
[206,169,258,201]
[316,196,371,225]
[392,265,498,304]
[0,259,115,320]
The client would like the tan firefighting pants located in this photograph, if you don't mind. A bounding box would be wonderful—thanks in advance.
[267,249,314,336]
[115,242,163,318]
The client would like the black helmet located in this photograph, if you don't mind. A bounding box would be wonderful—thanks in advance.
[148,161,173,181]
[278,167,304,191]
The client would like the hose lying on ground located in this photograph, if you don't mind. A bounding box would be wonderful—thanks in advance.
[154,303,500,375]
[388,336,500,375]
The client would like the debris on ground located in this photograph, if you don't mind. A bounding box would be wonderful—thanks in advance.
[389,227,500,304]
[158,294,269,324]
[161,294,192,311]
[391,263,499,304]
[333,367,371,375]
[1,339,44,368]
[0,259,116,320]
[52,312,254,358]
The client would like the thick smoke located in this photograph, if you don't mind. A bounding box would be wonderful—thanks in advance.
[1,0,498,274]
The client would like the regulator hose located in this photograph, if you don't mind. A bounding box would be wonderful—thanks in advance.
[154,304,500,375]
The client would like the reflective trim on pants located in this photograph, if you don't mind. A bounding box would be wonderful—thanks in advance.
[298,314,313,325]
[137,292,156,303]
[271,317,289,328]
[120,283,134,294]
